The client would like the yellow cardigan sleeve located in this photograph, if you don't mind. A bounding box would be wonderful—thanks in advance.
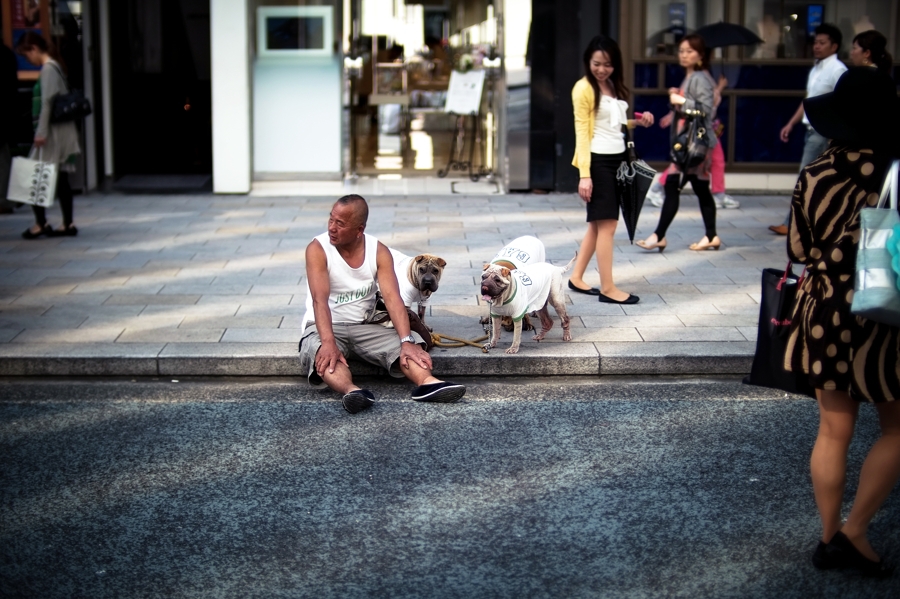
[571,78,594,179]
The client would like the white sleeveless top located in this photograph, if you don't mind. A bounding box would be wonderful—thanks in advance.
[301,232,379,330]
[489,262,556,322]
[390,248,423,307]
[491,235,547,270]
[590,95,628,155]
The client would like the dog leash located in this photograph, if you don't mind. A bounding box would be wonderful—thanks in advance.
[430,332,490,352]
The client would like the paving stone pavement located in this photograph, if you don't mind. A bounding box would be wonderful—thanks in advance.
[0,191,796,376]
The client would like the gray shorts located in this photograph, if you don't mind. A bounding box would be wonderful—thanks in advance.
[299,323,426,387]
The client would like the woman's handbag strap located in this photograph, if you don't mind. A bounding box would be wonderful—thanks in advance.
[876,160,899,211]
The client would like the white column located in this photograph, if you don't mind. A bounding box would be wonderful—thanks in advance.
[210,0,251,193]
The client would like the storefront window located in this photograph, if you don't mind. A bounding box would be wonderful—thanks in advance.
[744,0,899,60]
[644,0,725,57]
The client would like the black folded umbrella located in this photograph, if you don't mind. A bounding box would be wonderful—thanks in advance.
[693,21,763,48]
[616,137,656,244]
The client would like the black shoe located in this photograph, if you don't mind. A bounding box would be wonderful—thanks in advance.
[49,225,78,237]
[21,224,53,239]
[812,540,838,570]
[598,292,639,304]
[342,389,375,414]
[411,381,466,403]
[826,531,894,578]
[567,280,600,296]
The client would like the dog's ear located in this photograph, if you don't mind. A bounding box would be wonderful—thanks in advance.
[501,267,511,277]
[436,258,447,268]
[414,255,426,263]
[483,263,490,271]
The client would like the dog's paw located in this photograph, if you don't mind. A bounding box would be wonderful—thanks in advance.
[562,331,572,341]
[505,346,520,354]
[533,332,547,342]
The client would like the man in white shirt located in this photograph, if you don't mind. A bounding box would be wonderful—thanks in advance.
[770,24,847,235]
[300,195,466,414]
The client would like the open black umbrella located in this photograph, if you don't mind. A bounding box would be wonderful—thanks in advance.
[616,134,656,244]
[693,21,763,48]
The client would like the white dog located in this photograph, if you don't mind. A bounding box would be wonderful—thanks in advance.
[480,255,575,354]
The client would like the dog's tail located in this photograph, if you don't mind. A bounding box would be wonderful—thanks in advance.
[560,252,576,273]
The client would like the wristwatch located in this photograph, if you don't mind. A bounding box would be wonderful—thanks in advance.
[399,334,416,344]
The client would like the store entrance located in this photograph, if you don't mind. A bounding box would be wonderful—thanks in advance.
[346,1,497,180]
[108,0,211,190]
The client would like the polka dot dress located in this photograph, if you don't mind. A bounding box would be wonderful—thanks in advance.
[784,146,900,402]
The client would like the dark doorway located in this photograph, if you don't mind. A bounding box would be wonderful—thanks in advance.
[109,0,211,182]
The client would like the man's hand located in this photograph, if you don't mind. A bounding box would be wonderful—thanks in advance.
[659,112,673,129]
[578,178,592,203]
[315,339,348,376]
[33,136,46,148]
[780,123,794,143]
[399,340,432,372]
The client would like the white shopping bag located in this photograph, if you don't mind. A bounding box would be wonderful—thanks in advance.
[6,149,56,207]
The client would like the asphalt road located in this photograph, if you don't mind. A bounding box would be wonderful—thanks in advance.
[1,377,898,599]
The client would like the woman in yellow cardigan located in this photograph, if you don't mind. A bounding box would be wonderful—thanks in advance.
[569,36,654,304]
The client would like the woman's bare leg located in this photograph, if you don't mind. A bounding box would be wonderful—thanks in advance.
[570,221,599,289]
[841,400,900,561]
[595,219,628,301]
[811,389,858,543]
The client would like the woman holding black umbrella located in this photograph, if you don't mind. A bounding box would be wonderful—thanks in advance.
[569,35,653,304]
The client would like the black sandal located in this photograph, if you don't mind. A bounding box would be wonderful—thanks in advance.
[21,224,53,239]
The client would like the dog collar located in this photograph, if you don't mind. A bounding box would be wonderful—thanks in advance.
[492,259,516,270]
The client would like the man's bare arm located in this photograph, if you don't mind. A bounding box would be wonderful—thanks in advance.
[306,239,346,373]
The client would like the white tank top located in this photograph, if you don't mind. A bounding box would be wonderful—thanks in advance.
[301,232,379,330]
[590,95,628,155]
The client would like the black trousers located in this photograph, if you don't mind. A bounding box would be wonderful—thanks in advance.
[32,171,73,227]
[654,174,717,241]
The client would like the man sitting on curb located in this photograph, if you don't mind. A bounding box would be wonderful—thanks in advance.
[299,194,466,414]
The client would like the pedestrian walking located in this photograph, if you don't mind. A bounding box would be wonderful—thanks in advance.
[15,32,80,239]
[848,30,892,74]
[569,35,653,304]
[299,194,466,414]
[646,71,738,210]
[784,67,900,578]
[637,34,720,253]
[770,23,846,236]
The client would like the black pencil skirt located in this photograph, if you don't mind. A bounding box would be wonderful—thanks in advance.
[587,152,624,222]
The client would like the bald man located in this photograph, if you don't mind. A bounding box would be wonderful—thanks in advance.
[299,194,466,414]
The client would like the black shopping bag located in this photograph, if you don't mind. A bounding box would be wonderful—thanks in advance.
[743,264,816,397]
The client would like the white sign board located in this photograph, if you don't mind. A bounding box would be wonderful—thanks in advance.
[444,70,486,115]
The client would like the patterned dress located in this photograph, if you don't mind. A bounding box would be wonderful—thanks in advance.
[784,145,900,402]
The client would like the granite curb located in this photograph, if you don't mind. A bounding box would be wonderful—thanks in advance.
[0,341,755,377]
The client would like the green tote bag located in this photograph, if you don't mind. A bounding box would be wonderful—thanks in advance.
[851,160,900,326]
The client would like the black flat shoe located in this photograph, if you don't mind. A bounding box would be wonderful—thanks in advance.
[826,532,894,578]
[49,225,78,237]
[598,292,639,304]
[812,540,837,570]
[21,224,53,239]
[568,280,600,296]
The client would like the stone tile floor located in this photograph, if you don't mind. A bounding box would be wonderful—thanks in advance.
[0,191,796,376]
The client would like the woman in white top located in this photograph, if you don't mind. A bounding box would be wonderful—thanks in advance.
[569,35,653,305]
